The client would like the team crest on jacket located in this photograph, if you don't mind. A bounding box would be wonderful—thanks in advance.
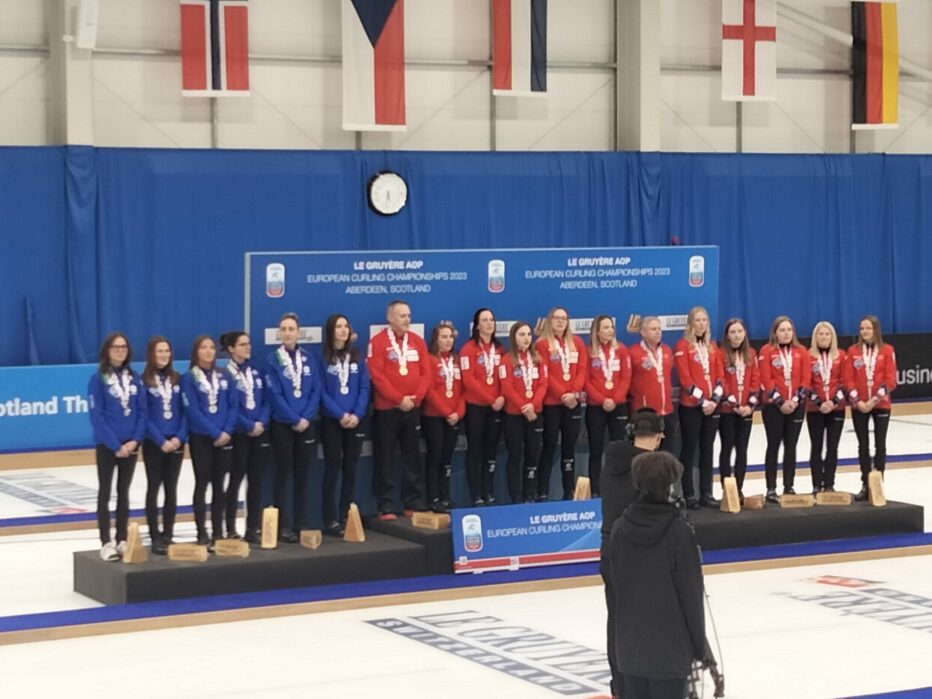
[853,358,865,368]
[771,358,783,368]
[591,358,602,368]
[726,366,736,374]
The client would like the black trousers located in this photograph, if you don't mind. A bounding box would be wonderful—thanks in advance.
[678,404,720,499]
[503,413,543,503]
[320,417,364,524]
[659,410,679,456]
[231,431,270,533]
[539,403,583,499]
[142,439,183,540]
[189,433,233,539]
[851,408,891,485]
[585,403,628,496]
[422,415,458,503]
[718,412,753,491]
[95,445,137,545]
[270,420,315,532]
[806,410,845,490]
[624,675,686,699]
[372,408,426,513]
[600,546,626,698]
[762,403,805,490]
[464,403,503,501]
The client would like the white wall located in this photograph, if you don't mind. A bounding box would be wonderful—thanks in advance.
[0,0,929,153]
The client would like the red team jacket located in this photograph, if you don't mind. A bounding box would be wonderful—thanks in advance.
[673,338,724,408]
[843,343,896,410]
[758,344,811,405]
[366,329,432,411]
[719,350,760,413]
[584,342,632,406]
[422,352,467,418]
[807,349,847,413]
[500,351,549,416]
[536,335,587,406]
[627,341,675,416]
[458,338,503,406]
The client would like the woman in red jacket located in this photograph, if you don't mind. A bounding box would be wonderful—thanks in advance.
[718,318,759,502]
[422,322,466,513]
[844,315,897,501]
[675,306,724,509]
[501,321,549,503]
[536,307,587,501]
[584,315,631,496]
[806,322,847,494]
[459,308,504,506]
[759,316,810,503]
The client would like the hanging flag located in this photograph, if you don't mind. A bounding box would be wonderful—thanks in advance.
[180,0,249,97]
[721,0,777,101]
[342,0,406,131]
[852,0,898,129]
[492,0,547,96]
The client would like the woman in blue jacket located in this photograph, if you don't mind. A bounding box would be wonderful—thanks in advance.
[141,336,188,555]
[318,315,370,536]
[88,332,146,561]
[265,313,321,542]
[221,330,271,544]
[182,335,238,548]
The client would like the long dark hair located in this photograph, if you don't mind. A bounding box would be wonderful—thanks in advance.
[97,332,133,376]
[470,307,501,347]
[189,335,216,371]
[429,322,458,357]
[322,314,359,364]
[142,335,180,386]
[721,318,755,368]
[507,321,540,365]
[859,314,884,349]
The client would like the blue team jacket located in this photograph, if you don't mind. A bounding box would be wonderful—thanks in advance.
[181,367,238,439]
[265,346,321,425]
[143,372,188,446]
[319,353,370,420]
[88,369,147,452]
[226,360,272,434]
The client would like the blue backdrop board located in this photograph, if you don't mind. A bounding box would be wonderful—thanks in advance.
[451,500,602,573]
[245,247,719,348]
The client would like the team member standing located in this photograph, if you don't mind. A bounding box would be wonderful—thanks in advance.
[319,314,370,536]
[367,300,431,519]
[460,308,505,506]
[628,316,677,450]
[806,322,847,495]
[759,316,810,503]
[584,315,632,496]
[265,312,321,542]
[141,336,187,555]
[844,315,897,501]
[674,306,724,509]
[718,319,759,501]
[536,307,587,500]
[182,335,238,547]
[422,322,466,513]
[501,321,549,503]
[89,332,147,561]
[222,331,270,544]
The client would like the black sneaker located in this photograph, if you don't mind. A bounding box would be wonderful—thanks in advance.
[323,520,345,537]
[279,529,299,543]
[196,534,210,547]
[430,499,450,514]
[483,494,496,506]
[854,487,869,502]
[686,496,700,510]
[152,537,168,556]
[765,489,779,504]
[244,529,261,545]
[699,494,720,508]
[472,497,485,507]
[783,486,796,495]
[536,494,549,503]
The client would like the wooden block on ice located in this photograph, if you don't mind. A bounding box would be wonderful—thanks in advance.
[780,494,815,508]
[122,522,147,564]
[214,538,250,557]
[343,503,366,543]
[573,476,591,501]
[868,471,886,507]
[167,543,208,562]
[412,511,451,530]
[719,477,741,514]
[300,530,322,550]
[816,491,852,506]
[261,507,279,549]
[742,494,764,510]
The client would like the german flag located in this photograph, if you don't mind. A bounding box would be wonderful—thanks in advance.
[851,1,898,129]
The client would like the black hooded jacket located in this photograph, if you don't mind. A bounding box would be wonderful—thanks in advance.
[600,440,648,551]
[610,497,706,679]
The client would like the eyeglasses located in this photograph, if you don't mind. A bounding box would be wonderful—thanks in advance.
[111,344,129,350]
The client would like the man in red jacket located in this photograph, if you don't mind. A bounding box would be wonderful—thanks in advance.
[367,300,431,519]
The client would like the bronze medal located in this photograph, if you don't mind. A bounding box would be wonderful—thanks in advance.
[446,390,454,398]
[486,376,494,385]
[605,381,614,390]
[399,365,408,376]
[525,390,534,398]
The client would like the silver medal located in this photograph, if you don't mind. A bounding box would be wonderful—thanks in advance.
[294,389,302,398]
[208,405,218,414]
[163,410,173,420]
[340,386,350,395]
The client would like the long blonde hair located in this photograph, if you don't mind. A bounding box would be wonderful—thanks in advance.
[538,306,574,351]
[683,306,710,345]
[589,315,617,356]
[809,321,839,361]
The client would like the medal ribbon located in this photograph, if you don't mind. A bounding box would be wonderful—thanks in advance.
[388,331,409,373]
[194,367,219,411]
[278,346,304,395]
[109,369,132,414]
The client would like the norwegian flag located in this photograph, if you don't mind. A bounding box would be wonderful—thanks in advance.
[180,0,249,96]
[721,0,777,101]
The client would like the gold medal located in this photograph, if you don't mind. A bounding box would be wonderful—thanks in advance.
[605,381,614,390]
[486,376,494,385]
[446,390,454,398]
[525,390,533,398]
[399,365,408,376]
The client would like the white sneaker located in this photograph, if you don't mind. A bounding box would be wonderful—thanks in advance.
[100,542,119,562]
[116,541,127,557]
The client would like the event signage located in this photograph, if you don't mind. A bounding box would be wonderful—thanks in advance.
[450,500,602,573]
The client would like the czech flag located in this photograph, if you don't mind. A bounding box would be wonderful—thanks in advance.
[852,0,898,129]
[492,0,547,96]
[180,0,249,96]
[342,0,406,131]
